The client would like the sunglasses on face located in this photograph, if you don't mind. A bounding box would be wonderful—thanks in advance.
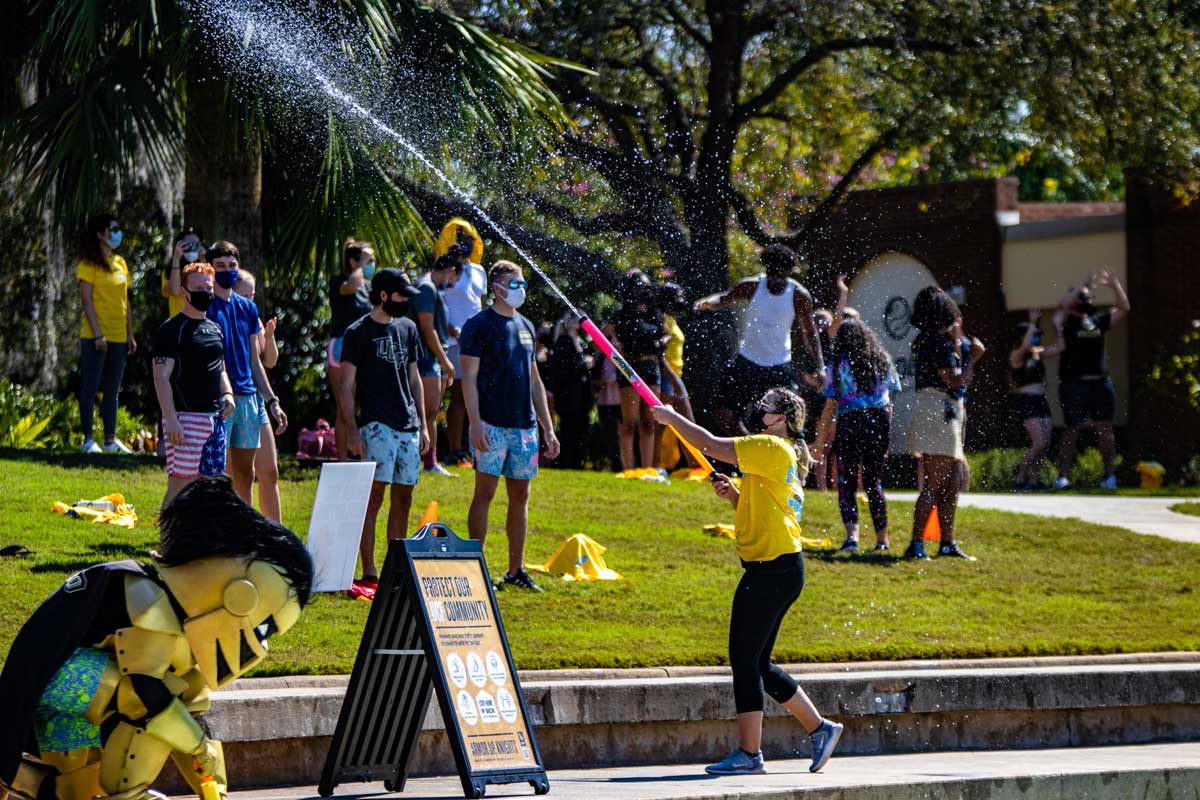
[503,279,528,290]
[108,225,121,233]
[757,401,782,414]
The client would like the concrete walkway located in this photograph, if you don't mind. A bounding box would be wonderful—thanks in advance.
[891,492,1200,544]
[209,743,1200,799]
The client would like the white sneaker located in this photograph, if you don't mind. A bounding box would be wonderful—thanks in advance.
[1054,476,1071,490]
[424,463,457,478]
[1098,475,1118,490]
[81,439,102,454]
[102,439,132,454]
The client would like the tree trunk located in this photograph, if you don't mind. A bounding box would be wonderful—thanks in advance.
[184,68,264,267]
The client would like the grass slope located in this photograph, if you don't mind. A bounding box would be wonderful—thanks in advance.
[1171,502,1200,517]
[2,450,1197,675]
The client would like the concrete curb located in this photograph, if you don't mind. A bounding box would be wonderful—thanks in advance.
[178,655,1200,791]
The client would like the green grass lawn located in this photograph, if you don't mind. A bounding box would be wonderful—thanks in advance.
[2,449,1198,676]
[1171,502,1200,516]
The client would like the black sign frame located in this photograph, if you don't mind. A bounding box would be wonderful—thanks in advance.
[319,523,549,799]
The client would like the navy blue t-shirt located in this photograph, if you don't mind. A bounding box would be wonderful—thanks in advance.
[207,292,262,396]
[458,308,536,429]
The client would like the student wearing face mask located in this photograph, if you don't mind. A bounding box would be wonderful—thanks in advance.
[411,252,463,476]
[649,389,843,777]
[338,269,428,590]
[459,261,560,591]
[151,262,236,510]
[162,226,205,318]
[77,213,136,454]
[1053,270,1130,490]
[206,240,288,517]
[328,239,376,460]
[234,270,283,521]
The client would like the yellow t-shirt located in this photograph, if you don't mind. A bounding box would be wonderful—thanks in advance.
[77,256,130,342]
[664,314,685,378]
[733,434,807,562]
[161,271,185,318]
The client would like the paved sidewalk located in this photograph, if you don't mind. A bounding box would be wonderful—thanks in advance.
[892,492,1200,544]
[210,743,1200,799]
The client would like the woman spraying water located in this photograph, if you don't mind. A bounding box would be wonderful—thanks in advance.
[650,390,842,776]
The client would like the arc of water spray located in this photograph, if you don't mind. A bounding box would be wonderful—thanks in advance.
[306,71,715,473]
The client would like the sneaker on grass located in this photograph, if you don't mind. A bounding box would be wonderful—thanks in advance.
[937,541,977,561]
[498,568,543,592]
[82,439,102,454]
[102,439,132,454]
[903,541,930,560]
[808,719,843,773]
[705,748,765,776]
[424,463,458,478]
[838,537,859,554]
[1098,474,1118,490]
[1054,475,1071,490]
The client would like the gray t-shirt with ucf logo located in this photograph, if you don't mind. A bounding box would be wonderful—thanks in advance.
[340,314,420,431]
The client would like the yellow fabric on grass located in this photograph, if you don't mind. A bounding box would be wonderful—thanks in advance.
[527,534,622,581]
[52,493,138,529]
[77,257,130,341]
[732,435,807,562]
[615,467,668,483]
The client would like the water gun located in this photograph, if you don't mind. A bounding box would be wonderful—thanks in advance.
[580,317,714,474]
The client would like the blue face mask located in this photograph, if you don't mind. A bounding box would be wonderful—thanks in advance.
[107,229,123,249]
[214,268,240,289]
[362,262,376,280]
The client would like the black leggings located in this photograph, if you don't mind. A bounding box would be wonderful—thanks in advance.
[729,552,805,713]
[835,407,890,533]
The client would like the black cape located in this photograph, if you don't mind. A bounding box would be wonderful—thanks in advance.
[0,560,148,784]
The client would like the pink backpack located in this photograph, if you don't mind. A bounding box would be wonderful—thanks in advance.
[296,419,337,461]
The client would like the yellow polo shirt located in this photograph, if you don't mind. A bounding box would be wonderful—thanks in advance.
[77,256,130,342]
[733,435,807,562]
[664,314,685,377]
[161,271,185,317]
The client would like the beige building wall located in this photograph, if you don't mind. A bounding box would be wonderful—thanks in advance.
[1003,225,1130,425]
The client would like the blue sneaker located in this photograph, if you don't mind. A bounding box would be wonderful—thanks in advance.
[704,747,765,775]
[809,719,843,772]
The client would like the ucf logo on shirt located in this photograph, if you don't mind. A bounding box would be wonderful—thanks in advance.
[374,335,408,364]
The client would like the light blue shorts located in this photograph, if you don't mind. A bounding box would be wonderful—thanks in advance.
[228,394,269,449]
[473,423,538,480]
[361,422,421,485]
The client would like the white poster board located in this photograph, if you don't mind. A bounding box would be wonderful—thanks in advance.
[306,462,377,592]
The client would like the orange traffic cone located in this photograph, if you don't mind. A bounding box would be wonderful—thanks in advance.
[418,501,439,528]
[921,506,941,541]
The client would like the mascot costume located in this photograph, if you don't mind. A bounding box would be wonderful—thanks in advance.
[0,477,313,800]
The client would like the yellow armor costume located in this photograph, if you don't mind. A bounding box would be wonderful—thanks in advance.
[0,477,311,800]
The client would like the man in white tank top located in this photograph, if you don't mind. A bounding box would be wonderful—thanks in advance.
[694,245,824,434]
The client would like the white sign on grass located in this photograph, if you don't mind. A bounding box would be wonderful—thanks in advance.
[306,462,376,592]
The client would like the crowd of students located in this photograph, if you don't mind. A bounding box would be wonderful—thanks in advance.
[74,212,1130,583]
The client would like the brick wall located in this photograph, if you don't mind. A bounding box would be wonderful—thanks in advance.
[801,178,1020,449]
[1125,174,1200,469]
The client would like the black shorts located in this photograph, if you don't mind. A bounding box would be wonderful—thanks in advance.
[1011,393,1052,422]
[717,354,797,418]
[1060,378,1116,427]
[617,357,661,391]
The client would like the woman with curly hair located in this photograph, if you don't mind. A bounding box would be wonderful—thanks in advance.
[904,287,985,561]
[813,318,902,552]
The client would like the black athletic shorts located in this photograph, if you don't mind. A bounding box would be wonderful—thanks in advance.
[1059,377,1116,427]
[617,357,662,391]
[717,354,798,418]
[1011,393,1052,422]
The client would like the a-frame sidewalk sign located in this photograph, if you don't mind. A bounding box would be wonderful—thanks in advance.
[319,523,549,798]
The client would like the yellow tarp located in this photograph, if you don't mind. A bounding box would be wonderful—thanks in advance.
[668,467,710,482]
[527,534,622,582]
[702,523,831,550]
[615,467,669,483]
[53,493,138,529]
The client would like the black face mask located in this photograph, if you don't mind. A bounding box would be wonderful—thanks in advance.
[187,289,215,312]
[382,299,408,317]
